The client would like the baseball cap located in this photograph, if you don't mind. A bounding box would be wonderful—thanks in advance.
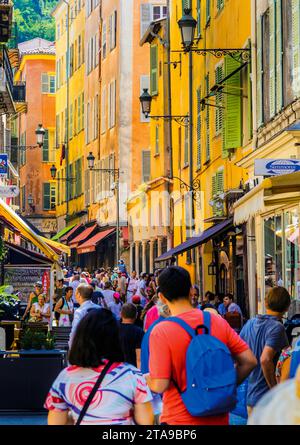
[132,295,141,304]
[113,292,120,300]
[35,281,42,288]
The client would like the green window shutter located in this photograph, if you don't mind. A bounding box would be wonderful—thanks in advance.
[68,164,73,200]
[43,183,50,210]
[212,174,217,215]
[155,125,159,155]
[247,41,253,139]
[276,0,283,113]
[215,65,223,135]
[269,0,276,118]
[197,0,201,36]
[69,104,73,138]
[42,129,49,162]
[224,55,242,152]
[257,16,263,126]
[76,158,82,196]
[77,94,81,132]
[64,108,67,142]
[205,73,210,161]
[49,75,56,93]
[81,93,84,130]
[196,87,201,168]
[182,0,190,12]
[41,73,48,93]
[216,169,224,194]
[184,124,189,165]
[217,0,224,10]
[292,0,300,97]
[206,0,211,23]
[150,45,158,96]
[57,171,60,204]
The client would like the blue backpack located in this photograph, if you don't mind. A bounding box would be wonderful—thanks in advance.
[168,311,237,417]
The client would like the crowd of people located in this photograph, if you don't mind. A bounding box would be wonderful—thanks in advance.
[23,261,300,425]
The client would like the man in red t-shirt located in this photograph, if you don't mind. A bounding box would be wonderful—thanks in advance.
[146,266,257,425]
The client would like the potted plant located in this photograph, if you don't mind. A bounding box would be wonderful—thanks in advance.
[0,285,20,321]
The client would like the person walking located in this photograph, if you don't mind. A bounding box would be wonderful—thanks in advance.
[127,271,139,303]
[102,281,115,307]
[147,266,257,425]
[68,284,99,348]
[108,292,123,320]
[240,286,291,416]
[119,303,144,369]
[45,309,153,425]
[54,286,74,327]
[222,293,244,332]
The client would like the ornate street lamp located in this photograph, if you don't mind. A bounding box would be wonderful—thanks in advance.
[178,8,197,51]
[35,124,46,147]
[50,164,57,180]
[87,152,95,170]
[139,88,152,118]
[27,193,35,212]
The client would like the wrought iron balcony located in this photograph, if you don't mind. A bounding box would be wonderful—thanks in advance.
[0,44,15,113]
[0,0,13,43]
[12,81,26,102]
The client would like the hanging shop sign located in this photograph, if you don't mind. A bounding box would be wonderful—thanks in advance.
[0,153,8,178]
[0,185,19,198]
[255,159,300,176]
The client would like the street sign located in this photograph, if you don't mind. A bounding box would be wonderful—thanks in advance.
[254,159,300,176]
[0,185,19,198]
[0,153,8,178]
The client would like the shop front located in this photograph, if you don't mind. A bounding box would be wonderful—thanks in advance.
[234,172,300,317]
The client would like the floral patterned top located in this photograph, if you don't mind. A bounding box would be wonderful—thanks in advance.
[44,362,152,425]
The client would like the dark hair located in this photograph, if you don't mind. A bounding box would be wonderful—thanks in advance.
[224,293,234,301]
[205,291,215,301]
[266,286,291,313]
[76,284,93,300]
[158,266,192,302]
[65,286,73,294]
[68,309,124,367]
[121,303,137,320]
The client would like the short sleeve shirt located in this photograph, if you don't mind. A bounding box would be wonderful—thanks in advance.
[240,315,289,407]
[45,362,152,425]
[149,309,249,425]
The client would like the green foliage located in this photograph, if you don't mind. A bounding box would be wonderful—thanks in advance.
[13,0,58,43]
[20,329,56,350]
[0,237,7,262]
[0,285,20,319]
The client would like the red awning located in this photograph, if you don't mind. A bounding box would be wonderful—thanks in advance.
[60,223,83,243]
[77,229,115,255]
[69,224,99,248]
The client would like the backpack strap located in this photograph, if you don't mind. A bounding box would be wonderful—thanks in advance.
[167,317,196,338]
[203,310,211,334]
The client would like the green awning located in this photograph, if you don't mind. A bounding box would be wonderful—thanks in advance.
[51,223,76,241]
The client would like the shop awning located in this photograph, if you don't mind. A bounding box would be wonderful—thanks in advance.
[0,198,58,262]
[77,229,115,255]
[155,219,233,262]
[234,171,300,225]
[69,224,99,248]
[5,241,53,265]
[60,223,83,243]
[40,237,71,256]
[51,224,76,241]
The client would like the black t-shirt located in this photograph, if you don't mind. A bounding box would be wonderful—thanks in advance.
[134,305,144,329]
[119,322,144,368]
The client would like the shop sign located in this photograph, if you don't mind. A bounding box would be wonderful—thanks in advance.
[0,185,19,197]
[42,270,50,296]
[0,153,8,178]
[255,159,300,176]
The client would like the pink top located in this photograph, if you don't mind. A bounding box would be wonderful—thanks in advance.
[144,305,159,331]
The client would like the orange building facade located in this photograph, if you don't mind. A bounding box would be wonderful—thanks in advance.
[15,39,57,238]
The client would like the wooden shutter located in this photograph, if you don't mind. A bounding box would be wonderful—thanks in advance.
[206,0,211,23]
[196,87,201,168]
[77,94,81,133]
[224,55,242,151]
[211,174,216,215]
[205,73,210,161]
[150,45,158,96]
[197,0,201,37]
[155,125,159,155]
[41,73,48,93]
[216,169,224,194]
[42,129,49,162]
[108,83,111,128]
[102,21,107,59]
[184,124,189,165]
[292,0,300,97]
[247,41,253,139]
[108,14,111,52]
[215,64,223,135]
[69,103,73,138]
[101,86,106,133]
[43,183,50,210]
[269,0,276,118]
[81,93,84,130]
[257,16,263,126]
[141,3,152,38]
[276,0,283,112]
[142,150,151,183]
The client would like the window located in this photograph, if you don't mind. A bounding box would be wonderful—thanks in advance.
[141,3,152,38]
[215,64,223,135]
[43,183,56,210]
[184,124,189,165]
[86,102,90,143]
[206,0,211,24]
[69,103,73,139]
[42,129,49,162]
[291,0,300,98]
[155,125,159,155]
[77,94,81,133]
[197,0,201,37]
[108,80,116,129]
[217,0,224,11]
[142,150,151,183]
[205,73,210,161]
[150,45,158,95]
[78,34,82,67]
[95,33,99,67]
[81,92,84,130]
[102,21,107,59]
[57,23,60,40]
[41,73,55,94]
[196,87,201,169]
[20,132,26,166]
[211,169,224,216]
[74,99,77,135]
[56,115,60,147]
[94,94,99,138]
[101,86,106,133]
[76,158,82,196]
[21,185,26,212]
[152,5,167,20]
[109,11,117,51]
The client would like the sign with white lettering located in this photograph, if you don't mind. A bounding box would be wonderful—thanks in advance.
[0,185,19,198]
[255,159,300,176]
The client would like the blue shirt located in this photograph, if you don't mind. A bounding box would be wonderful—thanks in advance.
[240,315,289,407]
[141,316,165,374]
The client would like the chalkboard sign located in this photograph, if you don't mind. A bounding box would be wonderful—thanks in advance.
[4,266,51,302]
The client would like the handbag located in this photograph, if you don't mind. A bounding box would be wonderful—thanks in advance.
[76,360,113,425]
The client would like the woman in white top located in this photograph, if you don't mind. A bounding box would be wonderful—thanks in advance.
[30,294,51,324]
[54,286,74,327]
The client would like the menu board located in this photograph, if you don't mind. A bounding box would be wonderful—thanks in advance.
[4,266,51,302]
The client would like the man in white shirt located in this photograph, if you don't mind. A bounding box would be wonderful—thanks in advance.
[101,281,115,307]
[68,284,99,348]
[69,274,80,305]
[127,271,138,303]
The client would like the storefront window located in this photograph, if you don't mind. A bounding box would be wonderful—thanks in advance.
[285,208,300,300]
[264,214,283,294]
